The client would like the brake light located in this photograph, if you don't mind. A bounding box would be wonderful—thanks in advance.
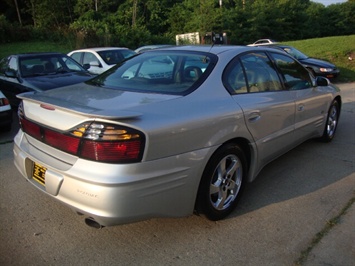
[20,116,41,139]
[71,122,144,162]
[46,129,80,154]
[18,103,145,163]
[81,139,142,162]
[0,97,10,106]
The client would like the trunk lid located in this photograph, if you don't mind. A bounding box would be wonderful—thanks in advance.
[18,83,181,130]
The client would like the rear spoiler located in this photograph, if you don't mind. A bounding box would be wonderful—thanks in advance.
[17,92,142,120]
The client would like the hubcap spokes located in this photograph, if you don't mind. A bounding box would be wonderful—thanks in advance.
[327,106,338,137]
[210,155,242,210]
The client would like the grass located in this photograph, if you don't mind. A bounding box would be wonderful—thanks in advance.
[0,35,354,82]
[0,41,72,58]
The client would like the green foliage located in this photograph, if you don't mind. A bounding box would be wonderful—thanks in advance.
[0,0,354,48]
[0,41,73,58]
[24,0,75,28]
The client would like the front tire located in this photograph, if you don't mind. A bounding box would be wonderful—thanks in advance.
[320,100,340,142]
[196,143,247,221]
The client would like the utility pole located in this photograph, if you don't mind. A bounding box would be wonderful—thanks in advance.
[13,0,22,26]
[132,0,137,27]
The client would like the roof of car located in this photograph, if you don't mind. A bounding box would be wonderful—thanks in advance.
[145,44,239,52]
[255,44,291,51]
[69,47,131,53]
[10,52,65,58]
[263,44,289,48]
[142,45,282,56]
[135,45,175,53]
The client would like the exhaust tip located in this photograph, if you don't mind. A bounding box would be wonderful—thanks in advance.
[85,218,104,229]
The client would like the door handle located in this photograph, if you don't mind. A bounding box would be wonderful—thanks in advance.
[298,104,305,112]
[248,112,261,123]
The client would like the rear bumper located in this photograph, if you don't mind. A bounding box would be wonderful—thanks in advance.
[13,130,209,226]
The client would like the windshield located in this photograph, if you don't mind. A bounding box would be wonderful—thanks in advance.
[20,54,87,77]
[282,47,308,60]
[87,51,216,95]
[97,49,137,65]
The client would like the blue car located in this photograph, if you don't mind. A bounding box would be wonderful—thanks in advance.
[0,90,12,132]
[261,45,340,79]
[0,52,94,107]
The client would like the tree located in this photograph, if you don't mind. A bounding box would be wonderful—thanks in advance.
[0,0,354,45]
[14,0,22,25]
[25,0,76,28]
[326,1,355,36]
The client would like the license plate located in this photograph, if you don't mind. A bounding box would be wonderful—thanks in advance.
[32,162,47,186]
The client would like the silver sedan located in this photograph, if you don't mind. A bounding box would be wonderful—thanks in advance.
[13,45,341,227]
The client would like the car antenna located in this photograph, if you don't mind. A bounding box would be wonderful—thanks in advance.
[203,32,216,63]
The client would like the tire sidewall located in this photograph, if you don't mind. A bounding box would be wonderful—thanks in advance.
[321,100,339,142]
[196,143,247,221]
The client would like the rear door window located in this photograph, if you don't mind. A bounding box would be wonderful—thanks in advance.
[83,52,99,65]
[224,52,283,94]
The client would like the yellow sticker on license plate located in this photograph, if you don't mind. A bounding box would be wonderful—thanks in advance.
[32,162,47,186]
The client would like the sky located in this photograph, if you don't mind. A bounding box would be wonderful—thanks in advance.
[311,0,347,5]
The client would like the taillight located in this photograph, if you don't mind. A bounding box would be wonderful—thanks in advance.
[20,117,41,139]
[81,139,142,162]
[0,97,10,106]
[71,122,145,163]
[18,103,145,163]
[46,129,81,154]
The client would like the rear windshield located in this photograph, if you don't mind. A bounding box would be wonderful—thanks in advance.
[87,51,216,95]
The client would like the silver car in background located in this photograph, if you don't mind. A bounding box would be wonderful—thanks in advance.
[13,45,341,227]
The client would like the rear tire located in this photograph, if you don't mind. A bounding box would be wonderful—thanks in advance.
[320,100,339,142]
[195,143,247,221]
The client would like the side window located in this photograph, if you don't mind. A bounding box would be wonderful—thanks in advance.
[70,53,82,64]
[224,52,282,94]
[0,57,18,77]
[83,52,99,65]
[8,57,18,72]
[61,56,83,71]
[0,57,9,75]
[223,58,248,94]
[271,52,312,90]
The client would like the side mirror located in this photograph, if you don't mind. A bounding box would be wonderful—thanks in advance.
[315,76,330,87]
[83,63,90,70]
[5,69,17,78]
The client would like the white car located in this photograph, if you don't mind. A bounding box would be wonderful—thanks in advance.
[0,91,12,132]
[68,47,136,75]
[247,39,278,46]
